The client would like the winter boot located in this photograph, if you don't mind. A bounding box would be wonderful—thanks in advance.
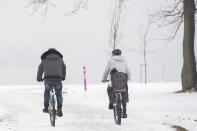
[108,102,113,110]
[57,104,63,117]
[43,103,49,113]
[122,102,127,118]
[122,113,127,118]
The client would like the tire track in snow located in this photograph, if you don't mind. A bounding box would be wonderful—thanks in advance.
[65,105,100,131]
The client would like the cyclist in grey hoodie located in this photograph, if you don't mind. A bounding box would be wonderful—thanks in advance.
[37,48,66,117]
[102,49,130,118]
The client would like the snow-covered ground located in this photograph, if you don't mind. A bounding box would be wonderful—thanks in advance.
[0,83,196,131]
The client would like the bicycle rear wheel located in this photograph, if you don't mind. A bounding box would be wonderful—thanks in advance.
[50,95,56,127]
[113,94,122,125]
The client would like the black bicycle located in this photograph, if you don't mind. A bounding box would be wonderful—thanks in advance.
[48,87,56,127]
[105,72,127,125]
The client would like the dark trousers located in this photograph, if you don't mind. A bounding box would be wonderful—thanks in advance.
[44,78,63,108]
[107,86,127,113]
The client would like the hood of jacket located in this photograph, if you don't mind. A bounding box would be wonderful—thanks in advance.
[41,49,63,60]
[45,54,60,60]
[111,55,125,62]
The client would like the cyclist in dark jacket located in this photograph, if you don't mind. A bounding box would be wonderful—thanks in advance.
[37,48,66,117]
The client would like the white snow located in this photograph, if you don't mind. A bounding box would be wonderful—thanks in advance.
[0,83,196,131]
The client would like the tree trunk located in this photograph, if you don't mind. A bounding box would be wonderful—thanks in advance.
[181,0,196,91]
[144,40,147,84]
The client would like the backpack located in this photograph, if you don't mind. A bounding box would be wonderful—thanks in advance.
[110,72,129,103]
[111,72,127,92]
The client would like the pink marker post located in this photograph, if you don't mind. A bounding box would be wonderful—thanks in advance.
[83,66,87,91]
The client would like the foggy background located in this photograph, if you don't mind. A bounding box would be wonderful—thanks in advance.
[0,0,186,85]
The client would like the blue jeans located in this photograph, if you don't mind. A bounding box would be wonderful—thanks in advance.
[44,78,63,106]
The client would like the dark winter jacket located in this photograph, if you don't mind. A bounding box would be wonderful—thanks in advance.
[37,50,66,81]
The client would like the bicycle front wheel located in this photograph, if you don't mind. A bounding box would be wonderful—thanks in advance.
[50,95,56,127]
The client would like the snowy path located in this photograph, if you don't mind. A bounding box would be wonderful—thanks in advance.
[0,83,196,131]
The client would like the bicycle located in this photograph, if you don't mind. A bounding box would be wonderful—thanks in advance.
[104,72,128,125]
[48,87,56,127]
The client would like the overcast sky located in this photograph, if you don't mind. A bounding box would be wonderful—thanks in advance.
[0,0,189,85]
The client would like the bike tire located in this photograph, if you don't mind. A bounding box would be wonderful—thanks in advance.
[117,94,121,125]
[113,105,118,124]
[50,95,56,127]
[113,94,122,125]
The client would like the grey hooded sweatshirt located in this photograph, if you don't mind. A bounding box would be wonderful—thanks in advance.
[37,54,66,81]
[102,55,131,81]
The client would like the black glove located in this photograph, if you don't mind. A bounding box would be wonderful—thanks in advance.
[102,80,109,83]
[37,79,44,82]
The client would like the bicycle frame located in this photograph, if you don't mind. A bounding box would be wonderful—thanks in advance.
[113,92,123,106]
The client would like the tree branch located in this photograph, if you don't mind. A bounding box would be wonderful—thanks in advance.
[151,0,184,42]
[109,0,126,49]
[64,0,87,15]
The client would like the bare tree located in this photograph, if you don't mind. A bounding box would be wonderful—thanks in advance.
[109,0,127,50]
[153,0,197,91]
[25,0,56,17]
[122,16,153,84]
[120,15,154,84]
[137,18,152,84]
[160,66,165,82]
[25,0,87,17]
